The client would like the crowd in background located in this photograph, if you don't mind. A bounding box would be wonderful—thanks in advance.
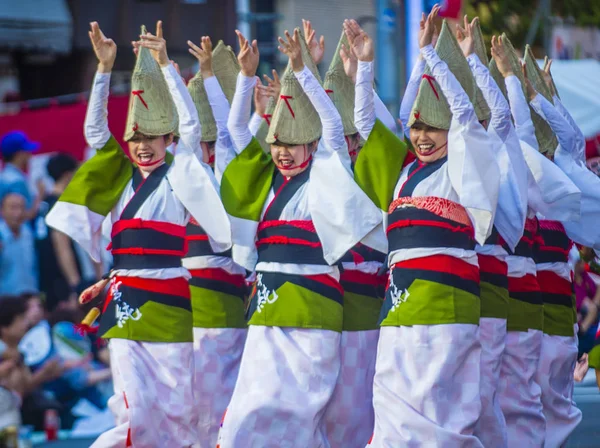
[0,130,112,433]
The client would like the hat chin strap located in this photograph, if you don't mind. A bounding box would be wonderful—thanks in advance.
[137,156,165,168]
[276,144,313,172]
[415,141,447,158]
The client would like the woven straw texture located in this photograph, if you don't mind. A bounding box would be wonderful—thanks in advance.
[256,97,276,153]
[408,20,477,130]
[188,73,217,142]
[323,30,357,136]
[212,40,240,104]
[266,27,322,145]
[472,21,491,122]
[124,25,177,141]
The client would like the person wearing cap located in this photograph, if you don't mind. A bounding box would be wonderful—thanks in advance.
[183,36,248,448]
[493,36,582,447]
[216,27,382,447]
[0,131,44,221]
[519,53,600,447]
[45,21,231,447]
[350,6,500,445]
[454,18,530,446]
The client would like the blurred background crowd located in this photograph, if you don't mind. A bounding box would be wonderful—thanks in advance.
[1,0,600,445]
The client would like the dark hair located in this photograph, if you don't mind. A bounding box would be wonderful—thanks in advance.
[0,296,27,330]
[3,152,17,163]
[47,153,77,181]
[0,191,26,208]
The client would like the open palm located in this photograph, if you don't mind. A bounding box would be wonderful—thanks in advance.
[89,22,116,69]
[344,20,373,62]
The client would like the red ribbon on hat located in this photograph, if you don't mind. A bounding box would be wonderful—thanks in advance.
[422,74,440,101]
[280,95,295,118]
[132,90,149,109]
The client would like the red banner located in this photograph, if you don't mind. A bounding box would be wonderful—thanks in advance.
[438,0,462,19]
[0,96,129,161]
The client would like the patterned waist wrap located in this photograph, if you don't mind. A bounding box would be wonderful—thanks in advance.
[380,197,480,327]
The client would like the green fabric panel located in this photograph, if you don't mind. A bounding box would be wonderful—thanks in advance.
[543,304,576,337]
[343,291,383,331]
[588,345,600,369]
[165,150,174,165]
[101,301,193,342]
[354,119,408,212]
[190,285,247,329]
[220,137,275,221]
[380,278,480,327]
[572,295,577,326]
[60,136,132,215]
[480,281,509,319]
[506,297,544,332]
[248,281,343,332]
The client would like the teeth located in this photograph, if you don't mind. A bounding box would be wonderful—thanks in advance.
[418,144,434,150]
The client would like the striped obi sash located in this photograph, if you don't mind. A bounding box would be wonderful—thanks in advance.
[110,219,186,270]
[484,226,510,253]
[513,217,540,259]
[535,220,572,265]
[380,197,480,327]
[186,217,232,259]
[477,254,509,319]
[246,271,344,332]
[99,276,192,342]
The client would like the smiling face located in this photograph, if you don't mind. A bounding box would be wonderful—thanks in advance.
[270,140,317,177]
[127,133,173,174]
[409,122,449,163]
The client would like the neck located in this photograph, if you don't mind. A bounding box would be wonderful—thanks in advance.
[138,159,165,178]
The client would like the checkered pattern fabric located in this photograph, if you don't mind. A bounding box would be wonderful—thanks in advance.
[192,328,247,448]
[535,329,581,447]
[497,329,546,447]
[369,325,483,447]
[323,330,379,448]
[217,326,341,448]
[474,317,508,446]
[91,339,198,448]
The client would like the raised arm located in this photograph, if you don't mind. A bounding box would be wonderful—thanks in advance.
[553,97,586,163]
[505,75,539,150]
[84,22,116,149]
[530,93,575,159]
[248,112,263,136]
[399,58,426,137]
[374,91,399,134]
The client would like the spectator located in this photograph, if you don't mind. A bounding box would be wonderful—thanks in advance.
[0,131,43,221]
[0,193,38,295]
[37,154,104,311]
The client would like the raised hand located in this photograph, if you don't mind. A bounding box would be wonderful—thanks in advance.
[254,77,270,117]
[139,21,170,67]
[89,22,117,73]
[521,62,537,101]
[188,36,214,78]
[419,4,440,49]
[456,15,476,57]
[236,30,260,77]
[302,19,325,65]
[263,69,281,99]
[343,19,374,62]
[278,29,304,72]
[542,57,556,95]
[491,35,514,78]
[340,42,358,82]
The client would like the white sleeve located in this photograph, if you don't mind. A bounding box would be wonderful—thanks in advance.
[505,75,539,150]
[227,73,255,154]
[204,76,230,142]
[248,112,263,137]
[84,72,112,149]
[354,61,376,141]
[530,94,576,158]
[399,58,425,137]
[295,66,345,152]
[553,96,586,163]
[466,53,511,143]
[374,91,399,135]
[162,63,201,151]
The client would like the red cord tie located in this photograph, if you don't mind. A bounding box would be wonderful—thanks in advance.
[280,95,295,118]
[263,114,272,125]
[422,74,440,100]
[131,90,149,109]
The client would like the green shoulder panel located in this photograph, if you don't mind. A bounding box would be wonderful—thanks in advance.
[220,137,275,221]
[354,119,407,212]
[60,136,132,216]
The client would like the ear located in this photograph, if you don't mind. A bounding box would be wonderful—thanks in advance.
[165,133,175,146]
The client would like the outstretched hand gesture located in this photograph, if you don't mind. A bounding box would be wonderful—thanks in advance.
[490,35,514,78]
[419,4,440,49]
[236,30,260,77]
[302,19,325,65]
[542,57,556,96]
[343,19,374,62]
[278,29,304,72]
[456,15,477,57]
[89,22,117,73]
[521,63,537,101]
[340,42,358,82]
[139,21,170,67]
[188,36,214,78]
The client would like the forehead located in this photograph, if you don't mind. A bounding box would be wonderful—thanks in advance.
[129,133,162,142]
[1,193,26,208]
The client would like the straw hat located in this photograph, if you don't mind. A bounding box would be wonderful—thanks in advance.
[488,58,507,97]
[323,30,357,136]
[212,40,240,103]
[471,20,491,123]
[124,25,177,141]
[256,97,276,153]
[408,20,477,130]
[266,27,322,145]
[523,45,558,154]
[188,73,217,142]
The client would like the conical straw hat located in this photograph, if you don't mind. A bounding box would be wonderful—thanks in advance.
[408,20,476,130]
[124,25,177,141]
[544,56,560,99]
[187,72,217,142]
[523,45,558,154]
[212,40,240,104]
[488,58,507,97]
[471,20,491,122]
[266,27,323,145]
[323,30,357,136]
[298,27,322,84]
[256,97,276,153]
